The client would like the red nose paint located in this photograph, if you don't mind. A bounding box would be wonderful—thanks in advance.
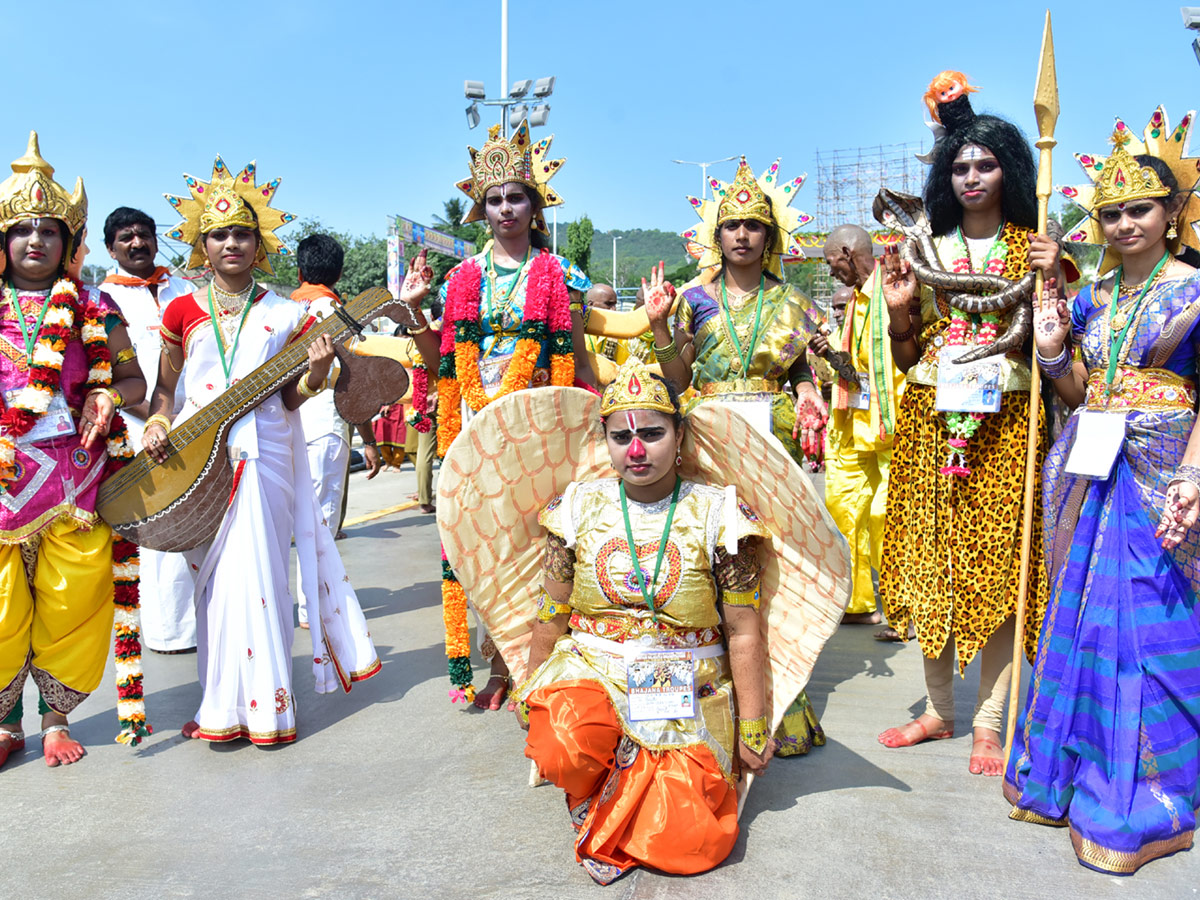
[629,436,646,457]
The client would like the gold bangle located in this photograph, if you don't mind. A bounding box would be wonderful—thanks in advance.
[652,339,679,364]
[88,386,124,409]
[722,583,761,609]
[409,322,430,336]
[298,372,326,398]
[115,347,137,366]
[738,715,770,754]
[145,414,172,433]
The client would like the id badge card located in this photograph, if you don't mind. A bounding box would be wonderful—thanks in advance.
[626,649,696,721]
[1064,411,1126,480]
[849,373,871,411]
[717,393,774,442]
[6,390,74,445]
[478,353,514,400]
[935,346,1002,413]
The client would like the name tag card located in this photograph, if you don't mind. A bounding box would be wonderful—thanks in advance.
[717,395,774,442]
[6,390,75,445]
[849,373,871,411]
[627,649,696,721]
[935,345,1002,413]
[1064,411,1126,480]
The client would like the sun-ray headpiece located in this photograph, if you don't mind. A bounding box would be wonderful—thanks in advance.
[682,156,812,278]
[456,120,565,235]
[164,156,296,274]
[1058,108,1200,274]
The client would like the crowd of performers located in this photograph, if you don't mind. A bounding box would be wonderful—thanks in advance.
[0,62,1197,884]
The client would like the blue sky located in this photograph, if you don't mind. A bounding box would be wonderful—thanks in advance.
[8,1,1199,268]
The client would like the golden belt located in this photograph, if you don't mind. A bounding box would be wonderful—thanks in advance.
[1084,366,1196,412]
[699,377,779,397]
[570,612,723,649]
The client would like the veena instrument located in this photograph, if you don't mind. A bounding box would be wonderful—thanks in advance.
[96,286,414,552]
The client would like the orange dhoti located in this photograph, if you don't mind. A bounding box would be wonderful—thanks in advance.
[0,518,115,720]
[525,679,738,885]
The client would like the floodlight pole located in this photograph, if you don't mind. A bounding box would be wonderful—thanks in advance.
[500,0,509,136]
[672,156,738,200]
[612,235,622,288]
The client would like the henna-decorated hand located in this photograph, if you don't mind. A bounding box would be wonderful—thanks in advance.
[1157,481,1200,550]
[401,248,434,307]
[792,382,828,459]
[79,390,114,451]
[642,260,675,329]
[881,244,917,312]
[1032,277,1069,359]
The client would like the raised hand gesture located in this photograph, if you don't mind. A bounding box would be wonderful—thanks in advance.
[642,260,676,330]
[1033,278,1069,358]
[880,244,917,312]
[401,249,434,308]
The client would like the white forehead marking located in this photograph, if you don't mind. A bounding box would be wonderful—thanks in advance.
[959,144,987,161]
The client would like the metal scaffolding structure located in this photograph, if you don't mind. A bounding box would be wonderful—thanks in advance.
[814,140,928,232]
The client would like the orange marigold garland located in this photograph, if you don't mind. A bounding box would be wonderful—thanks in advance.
[427,249,577,700]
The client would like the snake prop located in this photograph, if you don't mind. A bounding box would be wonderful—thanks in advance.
[872,188,1044,364]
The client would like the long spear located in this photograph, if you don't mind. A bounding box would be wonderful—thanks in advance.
[1005,10,1057,767]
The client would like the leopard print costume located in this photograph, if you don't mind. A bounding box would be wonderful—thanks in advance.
[879,224,1047,671]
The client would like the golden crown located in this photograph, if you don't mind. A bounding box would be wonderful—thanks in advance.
[682,156,812,278]
[1059,108,1200,274]
[717,159,773,226]
[456,120,565,235]
[164,156,296,274]
[600,358,677,418]
[0,132,87,236]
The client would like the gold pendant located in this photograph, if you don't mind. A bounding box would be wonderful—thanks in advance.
[1110,310,1128,333]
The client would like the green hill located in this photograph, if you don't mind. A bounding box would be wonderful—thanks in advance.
[552,224,694,287]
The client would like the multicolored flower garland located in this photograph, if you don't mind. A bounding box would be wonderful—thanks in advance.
[415,249,576,699]
[406,351,433,433]
[1,279,148,743]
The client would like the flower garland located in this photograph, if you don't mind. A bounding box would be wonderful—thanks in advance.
[0,279,148,743]
[406,350,433,433]
[938,228,1007,479]
[418,249,577,700]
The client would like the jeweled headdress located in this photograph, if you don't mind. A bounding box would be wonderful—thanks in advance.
[1059,108,1200,274]
[600,358,676,418]
[456,120,565,235]
[0,131,87,236]
[682,156,812,278]
[164,156,296,274]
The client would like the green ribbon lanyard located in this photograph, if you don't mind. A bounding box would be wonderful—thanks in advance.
[868,265,895,434]
[7,284,52,366]
[206,283,256,388]
[721,274,766,376]
[619,476,681,624]
[1104,252,1170,389]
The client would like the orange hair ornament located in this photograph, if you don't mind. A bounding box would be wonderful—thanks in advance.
[924,71,980,124]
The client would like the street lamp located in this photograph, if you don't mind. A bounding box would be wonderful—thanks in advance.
[612,235,623,288]
[1184,7,1200,63]
[462,3,556,135]
[671,156,738,200]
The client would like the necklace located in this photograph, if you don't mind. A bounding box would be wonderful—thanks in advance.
[619,476,681,624]
[1101,252,1171,401]
[719,274,766,375]
[206,281,256,387]
[485,247,531,337]
[211,280,254,314]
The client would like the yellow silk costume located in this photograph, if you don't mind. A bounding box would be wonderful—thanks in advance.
[825,266,906,615]
[520,478,770,782]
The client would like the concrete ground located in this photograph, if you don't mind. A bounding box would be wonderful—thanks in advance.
[1,459,1195,899]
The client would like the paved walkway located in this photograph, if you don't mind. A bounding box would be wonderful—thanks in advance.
[1,461,1193,898]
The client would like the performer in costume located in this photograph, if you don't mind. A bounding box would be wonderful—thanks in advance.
[1006,112,1200,874]
[874,73,1065,775]
[100,206,197,653]
[433,362,849,885]
[653,156,829,755]
[401,120,595,709]
[0,133,148,768]
[819,225,906,625]
[143,156,380,746]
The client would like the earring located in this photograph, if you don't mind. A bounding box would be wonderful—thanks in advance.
[1167,219,1179,241]
[675,453,683,467]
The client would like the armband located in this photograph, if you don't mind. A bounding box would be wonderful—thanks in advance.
[722,583,762,610]
[535,588,571,623]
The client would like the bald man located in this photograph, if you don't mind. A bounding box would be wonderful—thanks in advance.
[822,225,906,627]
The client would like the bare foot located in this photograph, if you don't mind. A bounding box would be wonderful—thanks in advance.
[877,714,954,748]
[0,728,25,768]
[419,504,436,514]
[299,622,310,630]
[182,721,201,739]
[874,624,917,642]
[41,724,84,767]
[969,727,1004,776]
[473,675,510,711]
[842,611,882,625]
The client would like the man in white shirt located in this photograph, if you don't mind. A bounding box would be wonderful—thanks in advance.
[291,234,380,627]
[101,207,197,652]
